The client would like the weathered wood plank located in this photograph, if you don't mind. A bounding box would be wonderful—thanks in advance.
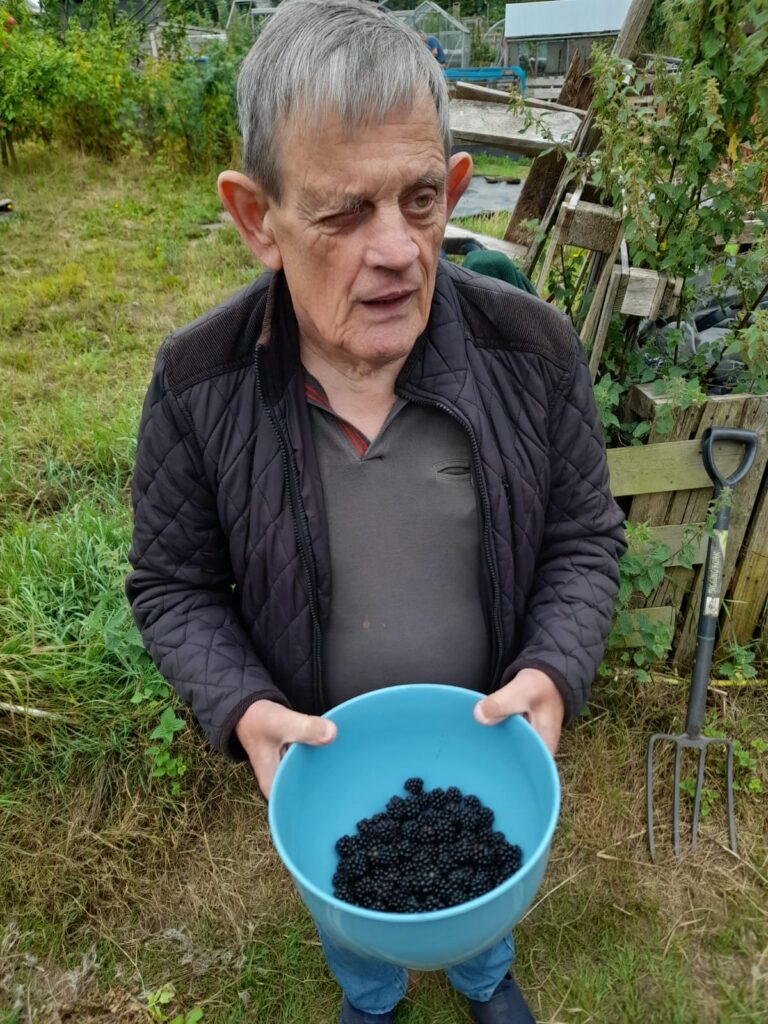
[503,51,593,249]
[533,190,580,295]
[623,387,706,527]
[627,384,763,417]
[727,476,768,644]
[523,97,587,117]
[673,397,768,669]
[449,100,581,157]
[565,201,623,254]
[714,219,760,249]
[588,266,623,382]
[607,439,746,497]
[579,224,624,356]
[614,267,675,319]
[620,388,768,667]
[614,0,658,57]
[449,82,585,117]
[450,81,511,104]
[645,400,746,613]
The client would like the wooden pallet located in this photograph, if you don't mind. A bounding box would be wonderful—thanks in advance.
[533,191,624,357]
[612,387,768,667]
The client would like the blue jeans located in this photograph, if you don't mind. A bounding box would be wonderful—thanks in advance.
[316,925,515,1015]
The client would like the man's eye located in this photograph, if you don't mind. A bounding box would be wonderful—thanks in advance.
[322,207,363,228]
[409,192,437,213]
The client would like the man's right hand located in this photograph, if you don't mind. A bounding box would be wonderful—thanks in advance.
[235,699,337,799]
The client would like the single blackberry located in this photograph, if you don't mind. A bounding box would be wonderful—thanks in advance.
[335,835,355,856]
[432,819,454,844]
[385,795,408,819]
[404,777,424,795]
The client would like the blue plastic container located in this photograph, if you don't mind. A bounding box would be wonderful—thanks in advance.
[268,684,560,970]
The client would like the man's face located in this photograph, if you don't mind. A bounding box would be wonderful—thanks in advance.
[263,96,452,372]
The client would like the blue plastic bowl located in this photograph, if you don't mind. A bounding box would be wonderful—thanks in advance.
[268,684,560,970]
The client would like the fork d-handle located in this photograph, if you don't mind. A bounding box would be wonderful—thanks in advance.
[685,427,758,738]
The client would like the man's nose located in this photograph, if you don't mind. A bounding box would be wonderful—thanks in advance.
[364,208,420,270]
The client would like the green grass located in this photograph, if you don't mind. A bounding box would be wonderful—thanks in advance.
[1,145,768,1024]
[449,211,510,240]
[468,154,531,179]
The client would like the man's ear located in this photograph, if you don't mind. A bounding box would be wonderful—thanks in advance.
[446,152,473,218]
[217,171,283,270]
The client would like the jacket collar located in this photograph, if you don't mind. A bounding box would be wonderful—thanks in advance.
[255,271,303,406]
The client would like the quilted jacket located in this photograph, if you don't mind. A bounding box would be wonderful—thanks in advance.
[127,261,626,760]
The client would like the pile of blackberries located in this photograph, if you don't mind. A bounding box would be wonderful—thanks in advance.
[332,778,522,913]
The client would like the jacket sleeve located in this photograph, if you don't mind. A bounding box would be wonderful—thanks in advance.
[126,349,290,759]
[503,345,627,722]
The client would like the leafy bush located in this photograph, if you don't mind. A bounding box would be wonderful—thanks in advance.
[139,42,240,169]
[1,3,246,169]
[0,10,65,153]
[54,18,145,157]
[584,0,768,418]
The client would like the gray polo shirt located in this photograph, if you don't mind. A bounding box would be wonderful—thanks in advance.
[305,377,490,707]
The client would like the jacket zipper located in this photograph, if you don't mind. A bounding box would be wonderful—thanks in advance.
[255,348,324,713]
[401,387,505,686]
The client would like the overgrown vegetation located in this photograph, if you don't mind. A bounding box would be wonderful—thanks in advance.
[502,0,768,673]
[0,0,246,170]
[585,0,768,434]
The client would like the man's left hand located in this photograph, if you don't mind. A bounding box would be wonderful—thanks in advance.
[473,668,565,754]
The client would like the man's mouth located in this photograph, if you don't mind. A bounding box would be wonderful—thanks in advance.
[360,289,416,308]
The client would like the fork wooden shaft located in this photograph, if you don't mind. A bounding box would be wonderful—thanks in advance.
[685,491,729,738]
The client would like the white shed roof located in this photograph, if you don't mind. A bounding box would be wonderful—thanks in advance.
[504,0,632,41]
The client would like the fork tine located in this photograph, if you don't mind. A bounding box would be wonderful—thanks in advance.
[725,741,737,855]
[690,744,707,850]
[673,741,683,858]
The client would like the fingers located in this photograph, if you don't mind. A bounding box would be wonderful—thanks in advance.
[241,700,336,746]
[247,713,336,799]
[473,669,565,754]
[474,689,528,725]
[235,700,337,799]
[282,712,337,746]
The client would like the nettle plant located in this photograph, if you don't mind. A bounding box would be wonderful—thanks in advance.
[604,521,700,678]
[603,486,738,677]
[586,0,768,422]
[680,718,766,819]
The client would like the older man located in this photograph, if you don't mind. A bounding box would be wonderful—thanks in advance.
[127,1,625,1021]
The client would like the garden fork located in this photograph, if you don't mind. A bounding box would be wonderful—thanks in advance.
[646,426,758,860]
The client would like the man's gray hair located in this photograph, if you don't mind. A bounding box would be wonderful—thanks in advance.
[236,0,451,200]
